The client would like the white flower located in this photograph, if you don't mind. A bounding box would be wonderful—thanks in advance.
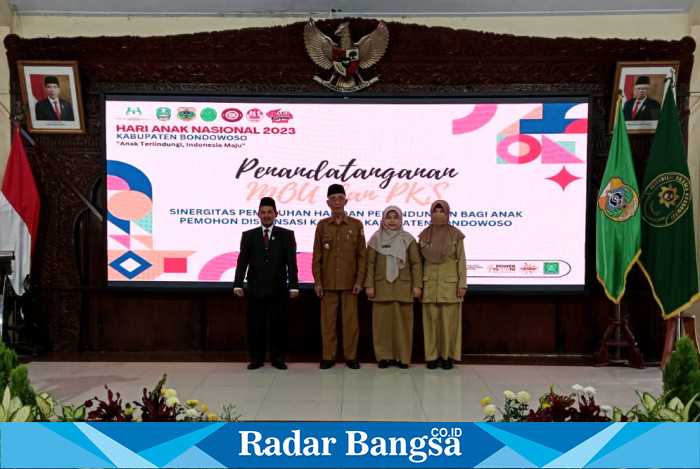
[484,404,496,417]
[583,386,597,395]
[185,408,199,419]
[503,390,516,400]
[516,391,530,404]
[572,384,584,392]
[166,396,180,407]
[600,405,612,413]
[164,388,177,399]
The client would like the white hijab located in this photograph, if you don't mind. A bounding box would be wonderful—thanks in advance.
[368,206,416,282]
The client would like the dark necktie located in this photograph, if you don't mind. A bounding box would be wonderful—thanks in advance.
[53,101,62,119]
[631,100,641,120]
[264,228,269,248]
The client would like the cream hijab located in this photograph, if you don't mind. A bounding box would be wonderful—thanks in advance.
[418,200,465,264]
[368,206,416,282]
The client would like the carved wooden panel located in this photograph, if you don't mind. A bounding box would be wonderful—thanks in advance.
[3,20,694,358]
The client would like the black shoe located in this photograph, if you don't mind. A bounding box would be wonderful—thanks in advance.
[247,362,263,370]
[346,360,361,369]
[427,360,438,369]
[378,359,389,369]
[396,361,409,369]
[320,359,335,370]
[272,362,287,370]
[441,358,453,370]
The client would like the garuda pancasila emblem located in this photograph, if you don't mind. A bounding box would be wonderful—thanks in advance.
[304,19,389,93]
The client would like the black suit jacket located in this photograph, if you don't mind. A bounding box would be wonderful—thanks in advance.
[233,226,299,300]
[35,98,75,121]
[623,97,661,121]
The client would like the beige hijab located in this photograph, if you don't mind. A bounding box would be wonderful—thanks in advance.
[418,200,465,264]
[368,206,416,282]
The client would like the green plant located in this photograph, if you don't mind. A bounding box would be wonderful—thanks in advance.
[9,364,35,406]
[0,386,34,422]
[0,341,18,389]
[662,336,700,420]
[625,390,699,422]
[58,404,87,422]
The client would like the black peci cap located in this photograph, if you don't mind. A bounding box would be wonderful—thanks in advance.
[635,76,651,86]
[259,197,276,210]
[44,76,59,86]
[327,184,346,197]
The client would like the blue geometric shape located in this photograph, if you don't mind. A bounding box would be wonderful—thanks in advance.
[520,103,579,134]
[495,423,611,453]
[138,423,225,467]
[586,422,659,463]
[2,423,115,468]
[107,160,153,199]
[92,423,218,455]
[39,422,114,464]
[109,251,152,279]
[164,445,227,468]
[543,422,624,468]
[586,423,700,468]
[76,423,157,468]
[108,213,131,234]
[476,445,538,468]
[475,423,563,467]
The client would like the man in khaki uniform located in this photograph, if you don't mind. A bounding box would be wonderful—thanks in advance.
[312,184,367,369]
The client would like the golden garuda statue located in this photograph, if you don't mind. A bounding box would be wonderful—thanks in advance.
[304,19,389,92]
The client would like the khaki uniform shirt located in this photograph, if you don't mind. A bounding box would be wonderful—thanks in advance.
[312,215,367,290]
[365,241,423,303]
[421,240,467,304]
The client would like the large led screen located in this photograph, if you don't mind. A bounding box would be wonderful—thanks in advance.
[104,95,589,291]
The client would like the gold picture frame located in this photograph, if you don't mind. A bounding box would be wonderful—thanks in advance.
[17,60,86,134]
[609,60,679,135]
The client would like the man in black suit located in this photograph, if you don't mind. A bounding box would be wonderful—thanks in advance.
[623,75,661,121]
[34,75,75,121]
[234,197,299,370]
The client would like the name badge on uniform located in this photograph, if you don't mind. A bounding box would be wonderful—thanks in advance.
[382,244,391,248]
[322,233,331,238]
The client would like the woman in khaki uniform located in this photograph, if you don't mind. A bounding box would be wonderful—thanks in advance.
[419,200,466,370]
[365,206,422,368]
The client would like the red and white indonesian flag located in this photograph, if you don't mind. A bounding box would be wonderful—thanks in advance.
[0,127,40,295]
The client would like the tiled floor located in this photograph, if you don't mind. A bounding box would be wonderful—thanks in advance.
[26,361,663,421]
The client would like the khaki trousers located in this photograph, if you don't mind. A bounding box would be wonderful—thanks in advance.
[321,289,359,360]
[372,301,414,364]
[422,303,462,361]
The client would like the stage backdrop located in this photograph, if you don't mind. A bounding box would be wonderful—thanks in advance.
[3,21,695,359]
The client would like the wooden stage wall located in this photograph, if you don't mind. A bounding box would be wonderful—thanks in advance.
[4,20,695,360]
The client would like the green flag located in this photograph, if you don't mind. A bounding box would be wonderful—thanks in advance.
[596,97,641,303]
[638,84,700,319]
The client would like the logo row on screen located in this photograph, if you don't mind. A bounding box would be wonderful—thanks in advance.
[123,106,294,123]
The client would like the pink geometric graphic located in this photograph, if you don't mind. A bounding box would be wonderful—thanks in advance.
[164,257,188,273]
[452,104,498,135]
[107,250,195,280]
[546,166,581,191]
[540,136,584,164]
[107,175,129,191]
[109,235,131,249]
[565,119,588,133]
[497,134,541,164]
[132,235,153,249]
[199,252,239,281]
[108,191,153,220]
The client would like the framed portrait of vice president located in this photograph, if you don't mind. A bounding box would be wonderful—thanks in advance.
[609,61,679,135]
[17,60,86,134]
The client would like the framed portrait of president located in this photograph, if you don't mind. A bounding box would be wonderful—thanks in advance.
[17,60,86,134]
[609,61,679,135]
